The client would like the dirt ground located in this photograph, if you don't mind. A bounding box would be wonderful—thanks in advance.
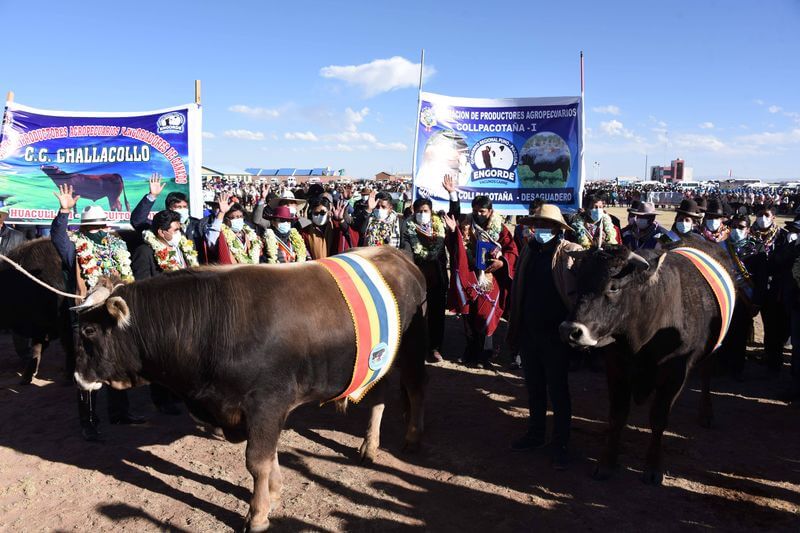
[1,314,798,532]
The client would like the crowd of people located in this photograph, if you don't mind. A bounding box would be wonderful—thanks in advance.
[1,175,798,469]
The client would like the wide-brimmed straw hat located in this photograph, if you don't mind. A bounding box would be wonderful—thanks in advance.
[266,205,297,221]
[675,199,703,219]
[629,201,656,216]
[268,190,307,210]
[79,205,110,226]
[518,204,571,231]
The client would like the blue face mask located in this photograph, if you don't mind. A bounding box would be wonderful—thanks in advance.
[590,208,603,222]
[533,229,555,244]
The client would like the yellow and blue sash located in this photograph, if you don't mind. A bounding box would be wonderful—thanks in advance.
[318,253,402,403]
[673,247,735,351]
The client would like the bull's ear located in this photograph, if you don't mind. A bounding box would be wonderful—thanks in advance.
[105,296,131,329]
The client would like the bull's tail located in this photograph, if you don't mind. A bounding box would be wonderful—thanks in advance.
[334,398,349,414]
[120,176,130,211]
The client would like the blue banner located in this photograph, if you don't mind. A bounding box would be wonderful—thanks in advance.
[0,102,202,225]
[413,92,583,214]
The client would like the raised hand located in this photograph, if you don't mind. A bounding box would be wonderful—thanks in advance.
[331,200,346,221]
[54,183,80,211]
[366,190,378,212]
[218,193,232,215]
[442,213,457,233]
[442,174,456,193]
[261,183,270,199]
[149,173,165,196]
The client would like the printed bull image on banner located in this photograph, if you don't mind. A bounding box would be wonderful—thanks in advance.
[413,92,583,215]
[0,101,202,225]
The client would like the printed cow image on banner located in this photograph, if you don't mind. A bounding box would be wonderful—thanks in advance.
[0,101,202,225]
[413,91,583,215]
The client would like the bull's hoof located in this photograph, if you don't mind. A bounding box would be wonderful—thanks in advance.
[20,360,38,384]
[591,463,617,481]
[243,515,269,532]
[358,442,377,464]
[641,468,663,485]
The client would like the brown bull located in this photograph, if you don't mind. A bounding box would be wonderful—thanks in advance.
[71,246,428,531]
[41,165,130,211]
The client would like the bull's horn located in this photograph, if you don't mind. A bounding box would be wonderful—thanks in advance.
[69,286,111,312]
[627,251,650,271]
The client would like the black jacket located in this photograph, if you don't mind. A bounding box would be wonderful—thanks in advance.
[130,195,209,263]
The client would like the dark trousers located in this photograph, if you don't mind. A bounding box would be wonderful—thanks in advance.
[78,388,130,428]
[789,309,800,384]
[463,318,490,364]
[761,298,789,370]
[520,334,572,447]
[426,286,446,351]
[720,304,753,377]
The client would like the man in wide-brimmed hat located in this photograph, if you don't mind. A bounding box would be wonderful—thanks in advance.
[665,198,704,242]
[50,184,143,441]
[700,198,730,243]
[263,205,308,264]
[571,194,620,249]
[0,205,25,256]
[622,201,670,250]
[506,203,582,470]
[253,188,309,231]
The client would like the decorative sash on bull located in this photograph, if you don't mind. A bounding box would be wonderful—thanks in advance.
[317,253,401,403]
[672,247,735,351]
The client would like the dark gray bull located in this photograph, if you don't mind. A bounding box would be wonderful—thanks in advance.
[71,246,428,531]
[559,238,734,484]
[520,150,571,181]
[42,165,130,211]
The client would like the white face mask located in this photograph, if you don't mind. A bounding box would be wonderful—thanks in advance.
[415,211,431,225]
[167,231,182,247]
[374,208,388,221]
[533,229,555,244]
[706,219,722,231]
[676,221,693,234]
[757,215,772,229]
[230,218,245,232]
[362,195,370,203]
[276,221,292,234]
[312,213,328,226]
[730,228,747,242]
[173,208,189,224]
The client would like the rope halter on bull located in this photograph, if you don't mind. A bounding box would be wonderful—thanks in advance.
[0,252,85,300]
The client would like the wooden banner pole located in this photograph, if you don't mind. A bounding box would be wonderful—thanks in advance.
[6,91,14,103]
[194,80,201,105]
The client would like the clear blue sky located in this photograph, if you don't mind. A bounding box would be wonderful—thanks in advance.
[1,0,798,180]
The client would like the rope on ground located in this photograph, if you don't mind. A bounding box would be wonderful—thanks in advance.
[0,253,84,300]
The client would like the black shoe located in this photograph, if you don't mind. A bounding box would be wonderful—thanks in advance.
[551,445,569,470]
[81,425,103,442]
[511,434,546,451]
[110,413,147,425]
[156,403,182,416]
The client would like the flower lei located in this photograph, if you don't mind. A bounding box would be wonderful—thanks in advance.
[365,212,399,246]
[464,212,504,259]
[69,232,134,288]
[142,230,199,272]
[220,223,262,264]
[264,228,307,264]
[406,215,446,261]
[572,214,617,249]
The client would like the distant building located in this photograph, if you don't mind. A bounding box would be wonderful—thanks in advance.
[374,171,412,182]
[650,158,693,183]
[244,167,354,185]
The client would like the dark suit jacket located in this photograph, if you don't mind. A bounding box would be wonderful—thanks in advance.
[130,195,209,263]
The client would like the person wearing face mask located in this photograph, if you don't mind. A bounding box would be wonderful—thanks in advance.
[621,201,669,251]
[253,187,309,232]
[749,207,785,255]
[699,199,730,243]
[131,209,197,415]
[571,195,620,249]
[401,198,448,363]
[206,193,263,264]
[442,174,518,367]
[262,206,308,264]
[357,191,401,247]
[719,214,767,380]
[50,184,143,441]
[300,197,351,260]
[506,203,581,469]
[130,174,209,264]
[665,199,703,242]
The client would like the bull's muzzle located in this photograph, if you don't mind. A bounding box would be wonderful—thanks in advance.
[74,372,103,391]
[559,321,599,348]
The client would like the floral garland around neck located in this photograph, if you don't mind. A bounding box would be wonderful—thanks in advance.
[406,214,446,261]
[572,214,617,249]
[142,230,199,271]
[220,223,262,264]
[464,211,504,261]
[69,232,134,288]
[264,228,307,264]
[365,212,399,246]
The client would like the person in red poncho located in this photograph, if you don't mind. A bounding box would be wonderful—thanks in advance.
[442,175,518,367]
